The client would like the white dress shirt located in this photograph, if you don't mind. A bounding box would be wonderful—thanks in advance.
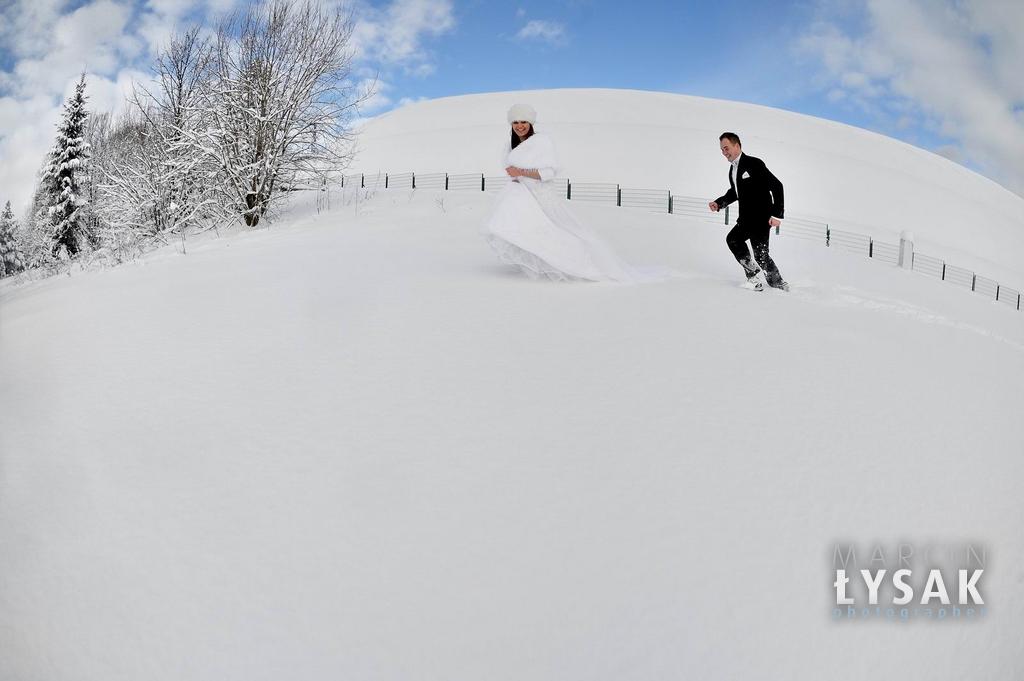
[730,153,743,196]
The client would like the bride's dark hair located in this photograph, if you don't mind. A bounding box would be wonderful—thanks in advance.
[510,123,535,150]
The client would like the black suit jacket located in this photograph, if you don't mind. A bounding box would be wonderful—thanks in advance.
[714,153,784,225]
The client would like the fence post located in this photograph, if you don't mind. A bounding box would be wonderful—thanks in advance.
[481,176,485,191]
[942,263,946,280]
[724,205,729,225]
[826,227,831,247]
[385,174,389,189]
[445,174,449,191]
[898,230,914,270]
[996,285,1001,301]
[567,182,572,200]
[412,173,416,189]
[869,238,874,258]
[617,186,621,207]
[668,195,673,214]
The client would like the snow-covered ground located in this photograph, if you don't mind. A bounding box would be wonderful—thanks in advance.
[354,89,1024,291]
[1,90,1022,679]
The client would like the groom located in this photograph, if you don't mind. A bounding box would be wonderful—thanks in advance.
[708,132,788,292]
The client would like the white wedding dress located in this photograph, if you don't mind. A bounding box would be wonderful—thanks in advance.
[481,133,668,282]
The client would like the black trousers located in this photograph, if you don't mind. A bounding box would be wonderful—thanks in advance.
[726,220,784,286]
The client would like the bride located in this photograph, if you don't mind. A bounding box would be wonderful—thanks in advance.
[481,104,669,282]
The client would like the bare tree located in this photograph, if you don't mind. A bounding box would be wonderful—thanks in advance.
[165,0,374,228]
[92,26,226,256]
[14,1,371,279]
[151,25,215,138]
[91,111,222,259]
[186,0,373,226]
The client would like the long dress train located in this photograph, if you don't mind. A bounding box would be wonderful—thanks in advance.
[480,133,668,283]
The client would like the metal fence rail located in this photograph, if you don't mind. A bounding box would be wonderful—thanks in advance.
[415,173,447,190]
[870,241,899,265]
[448,174,483,191]
[620,188,671,213]
[828,229,871,256]
[943,264,974,289]
[339,169,1022,312]
[778,220,828,243]
[913,253,945,278]
[997,286,1020,308]
[568,182,619,205]
[484,176,510,192]
[387,172,414,189]
[974,276,999,298]
[669,196,727,223]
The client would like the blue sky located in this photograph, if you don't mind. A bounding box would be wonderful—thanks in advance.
[365,1,840,118]
[359,0,1020,166]
[402,0,813,96]
[2,0,1023,214]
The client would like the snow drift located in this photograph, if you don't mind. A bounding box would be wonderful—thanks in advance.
[354,89,1024,289]
[1,89,1022,680]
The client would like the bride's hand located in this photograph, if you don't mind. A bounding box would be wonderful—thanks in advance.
[506,166,520,178]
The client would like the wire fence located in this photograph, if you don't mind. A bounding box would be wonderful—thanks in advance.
[341,171,1022,312]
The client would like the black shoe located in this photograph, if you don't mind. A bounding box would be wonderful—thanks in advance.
[769,280,790,292]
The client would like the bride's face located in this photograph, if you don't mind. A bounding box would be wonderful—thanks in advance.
[512,121,532,139]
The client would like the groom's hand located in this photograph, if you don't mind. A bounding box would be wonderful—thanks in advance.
[709,201,719,212]
[769,217,781,227]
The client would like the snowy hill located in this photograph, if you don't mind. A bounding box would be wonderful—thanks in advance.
[354,89,1024,289]
[1,92,1022,680]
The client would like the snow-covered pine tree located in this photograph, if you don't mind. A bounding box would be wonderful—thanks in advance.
[0,201,25,277]
[39,73,92,258]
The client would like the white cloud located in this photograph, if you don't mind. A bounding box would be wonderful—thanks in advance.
[88,67,153,117]
[0,0,66,60]
[514,20,567,46]
[0,0,146,215]
[406,63,436,78]
[0,0,255,215]
[0,0,457,214]
[0,93,61,217]
[352,0,455,67]
[135,0,235,58]
[935,144,964,164]
[798,0,1024,196]
[1,1,135,99]
[358,78,392,115]
[0,69,145,220]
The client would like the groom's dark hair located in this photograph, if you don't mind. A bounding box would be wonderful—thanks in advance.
[719,132,741,146]
[511,123,535,150]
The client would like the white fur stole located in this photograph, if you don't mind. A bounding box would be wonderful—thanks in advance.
[504,133,561,176]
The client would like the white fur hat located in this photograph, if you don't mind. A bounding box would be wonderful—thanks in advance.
[507,103,537,125]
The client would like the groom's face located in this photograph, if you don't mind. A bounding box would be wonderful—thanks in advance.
[720,138,742,162]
